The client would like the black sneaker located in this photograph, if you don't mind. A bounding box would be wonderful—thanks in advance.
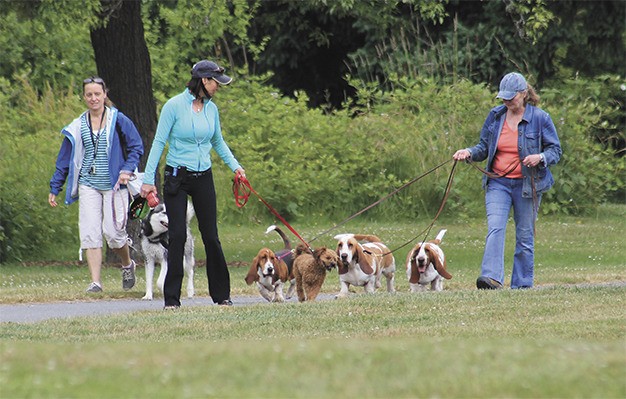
[218,299,233,306]
[122,260,136,290]
[476,276,503,290]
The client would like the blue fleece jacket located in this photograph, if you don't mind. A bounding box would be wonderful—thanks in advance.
[143,90,241,185]
[49,107,144,205]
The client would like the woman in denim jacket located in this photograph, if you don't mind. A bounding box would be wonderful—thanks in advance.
[453,72,562,289]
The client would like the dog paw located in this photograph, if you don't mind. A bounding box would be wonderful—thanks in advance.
[142,294,153,300]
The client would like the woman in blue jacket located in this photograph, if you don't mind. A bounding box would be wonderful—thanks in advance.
[453,72,562,289]
[141,60,245,308]
[49,77,144,293]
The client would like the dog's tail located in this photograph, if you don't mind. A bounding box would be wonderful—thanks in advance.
[265,224,292,250]
[432,229,447,245]
[294,243,311,258]
[186,201,196,223]
[353,234,382,243]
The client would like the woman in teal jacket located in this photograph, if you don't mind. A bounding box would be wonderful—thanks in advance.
[49,77,144,293]
[141,60,245,309]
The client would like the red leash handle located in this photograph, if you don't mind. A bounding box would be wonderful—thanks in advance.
[232,172,311,250]
[233,171,251,208]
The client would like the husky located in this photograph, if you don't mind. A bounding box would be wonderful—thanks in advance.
[140,203,195,300]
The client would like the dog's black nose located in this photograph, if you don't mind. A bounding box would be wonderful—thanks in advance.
[341,254,348,261]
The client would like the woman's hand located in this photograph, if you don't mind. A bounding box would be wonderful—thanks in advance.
[117,171,132,186]
[235,168,246,179]
[140,183,157,198]
[453,149,471,161]
[48,193,58,207]
[523,154,543,168]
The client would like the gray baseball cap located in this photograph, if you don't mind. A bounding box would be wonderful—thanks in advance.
[496,72,527,100]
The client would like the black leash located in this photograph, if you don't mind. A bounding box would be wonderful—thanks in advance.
[309,159,454,244]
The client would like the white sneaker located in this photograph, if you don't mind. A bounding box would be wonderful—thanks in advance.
[86,282,103,293]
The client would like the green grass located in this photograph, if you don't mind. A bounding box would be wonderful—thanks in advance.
[0,204,625,398]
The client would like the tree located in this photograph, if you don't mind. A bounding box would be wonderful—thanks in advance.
[90,0,157,261]
[91,0,157,169]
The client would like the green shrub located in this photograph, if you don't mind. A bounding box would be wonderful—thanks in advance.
[0,80,82,262]
[1,75,623,262]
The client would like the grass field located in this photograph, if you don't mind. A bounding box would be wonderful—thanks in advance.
[0,205,624,398]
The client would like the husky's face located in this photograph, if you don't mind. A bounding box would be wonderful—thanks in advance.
[141,204,168,238]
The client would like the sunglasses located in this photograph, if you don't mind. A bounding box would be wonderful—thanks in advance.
[83,77,105,85]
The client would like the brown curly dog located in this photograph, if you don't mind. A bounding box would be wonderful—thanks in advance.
[293,244,340,302]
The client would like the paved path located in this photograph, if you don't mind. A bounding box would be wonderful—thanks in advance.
[0,295,333,324]
[1,282,624,324]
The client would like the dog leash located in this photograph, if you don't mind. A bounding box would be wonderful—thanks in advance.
[376,159,458,257]
[233,171,313,252]
[465,158,538,236]
[308,159,454,244]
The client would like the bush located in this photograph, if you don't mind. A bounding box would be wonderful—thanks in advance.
[0,80,82,262]
[1,75,623,262]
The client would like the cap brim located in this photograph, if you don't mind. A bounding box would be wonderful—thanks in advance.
[496,90,516,100]
[213,74,232,85]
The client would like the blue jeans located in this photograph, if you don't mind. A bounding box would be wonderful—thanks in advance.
[481,178,541,288]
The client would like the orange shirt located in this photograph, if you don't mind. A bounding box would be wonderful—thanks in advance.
[492,120,522,178]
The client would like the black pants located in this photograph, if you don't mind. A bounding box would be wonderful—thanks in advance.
[163,167,230,306]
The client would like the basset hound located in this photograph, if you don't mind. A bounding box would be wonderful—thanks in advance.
[245,248,292,302]
[333,233,396,298]
[405,229,452,292]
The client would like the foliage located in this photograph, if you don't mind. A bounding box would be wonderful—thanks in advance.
[142,0,260,104]
[0,0,97,93]
[540,75,626,211]
[2,74,623,262]
[0,79,83,262]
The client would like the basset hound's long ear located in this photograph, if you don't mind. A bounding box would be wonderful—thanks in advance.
[245,254,261,285]
[425,245,452,279]
[356,244,374,274]
[408,247,421,284]
[276,259,289,282]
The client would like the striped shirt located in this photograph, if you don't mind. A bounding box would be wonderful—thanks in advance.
[78,114,112,190]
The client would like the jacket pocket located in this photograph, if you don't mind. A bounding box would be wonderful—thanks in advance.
[524,130,541,153]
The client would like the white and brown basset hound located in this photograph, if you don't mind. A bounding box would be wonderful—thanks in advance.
[245,248,293,302]
[334,233,396,298]
[405,229,452,292]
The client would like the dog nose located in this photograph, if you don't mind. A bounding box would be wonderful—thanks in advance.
[267,266,273,273]
[341,253,348,261]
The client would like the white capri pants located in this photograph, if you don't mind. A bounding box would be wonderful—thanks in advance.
[79,184,129,249]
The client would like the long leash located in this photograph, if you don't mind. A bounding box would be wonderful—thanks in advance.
[379,159,458,256]
[465,158,538,236]
[308,159,454,243]
[233,171,312,251]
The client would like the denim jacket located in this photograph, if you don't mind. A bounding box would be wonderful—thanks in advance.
[467,104,562,198]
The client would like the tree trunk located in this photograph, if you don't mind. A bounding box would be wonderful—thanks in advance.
[90,0,157,263]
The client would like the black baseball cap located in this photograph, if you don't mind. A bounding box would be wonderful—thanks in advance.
[191,60,232,85]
